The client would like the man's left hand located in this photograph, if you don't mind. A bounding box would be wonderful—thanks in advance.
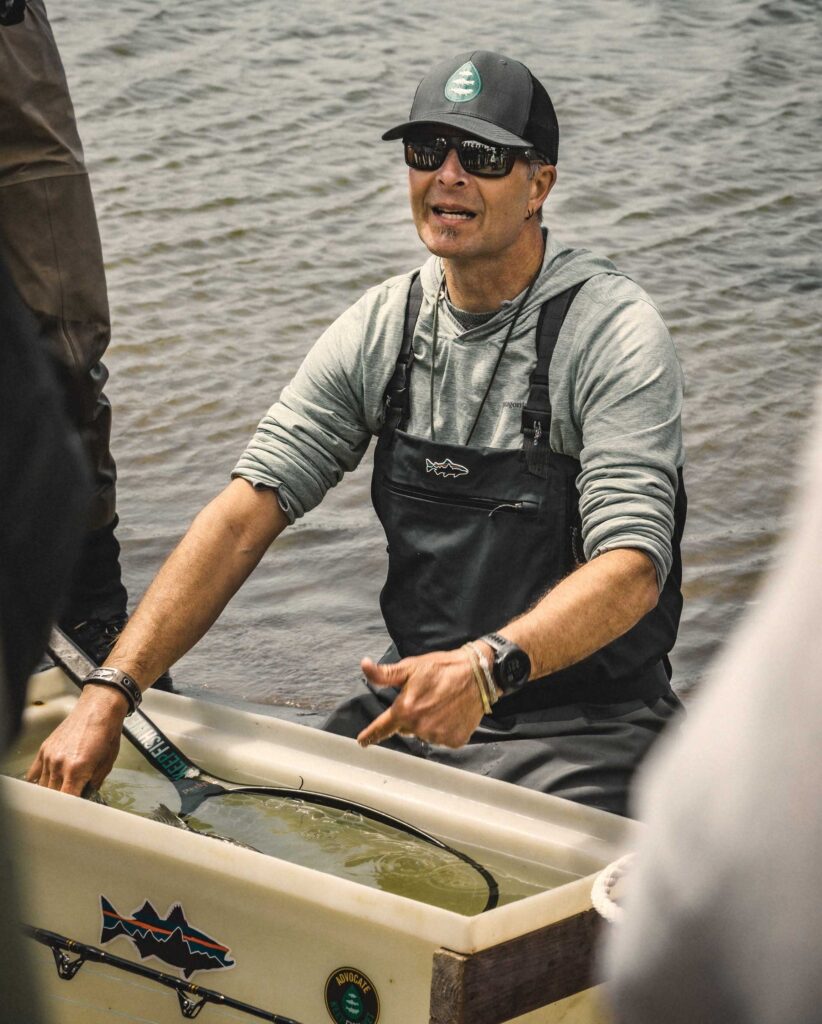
[357,648,485,749]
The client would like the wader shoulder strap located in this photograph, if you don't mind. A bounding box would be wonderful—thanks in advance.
[521,281,586,475]
[383,271,423,435]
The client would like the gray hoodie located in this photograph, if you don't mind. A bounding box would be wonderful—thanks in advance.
[234,230,684,588]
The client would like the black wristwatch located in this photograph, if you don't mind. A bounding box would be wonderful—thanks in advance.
[479,633,531,695]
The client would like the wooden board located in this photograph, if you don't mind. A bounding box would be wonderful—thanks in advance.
[430,908,602,1024]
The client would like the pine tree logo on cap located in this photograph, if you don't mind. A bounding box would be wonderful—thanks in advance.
[444,61,482,103]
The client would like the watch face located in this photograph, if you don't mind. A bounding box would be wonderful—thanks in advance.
[500,650,530,690]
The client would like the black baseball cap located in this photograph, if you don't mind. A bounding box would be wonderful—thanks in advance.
[382,50,559,164]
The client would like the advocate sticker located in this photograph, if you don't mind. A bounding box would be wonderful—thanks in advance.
[325,966,380,1024]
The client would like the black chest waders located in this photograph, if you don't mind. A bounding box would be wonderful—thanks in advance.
[371,273,686,717]
[324,273,686,815]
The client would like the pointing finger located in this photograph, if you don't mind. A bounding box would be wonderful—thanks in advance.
[357,706,402,748]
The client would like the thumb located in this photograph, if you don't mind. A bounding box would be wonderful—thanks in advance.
[361,657,409,690]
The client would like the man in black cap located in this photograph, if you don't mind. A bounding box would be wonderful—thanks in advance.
[30,51,685,818]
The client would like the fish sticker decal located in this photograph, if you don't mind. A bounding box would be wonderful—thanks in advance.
[425,458,469,479]
[100,896,235,978]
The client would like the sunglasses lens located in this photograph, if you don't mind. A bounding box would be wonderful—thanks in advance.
[457,139,514,177]
[404,138,448,171]
[404,136,519,177]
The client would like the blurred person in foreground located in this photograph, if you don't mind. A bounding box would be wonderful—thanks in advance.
[0,253,88,1023]
[602,385,822,1023]
[29,51,685,817]
[0,0,170,686]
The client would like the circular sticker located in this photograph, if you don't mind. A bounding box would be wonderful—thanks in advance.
[325,966,380,1024]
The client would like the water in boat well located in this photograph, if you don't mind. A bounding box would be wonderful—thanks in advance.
[50,1,820,709]
[6,756,570,914]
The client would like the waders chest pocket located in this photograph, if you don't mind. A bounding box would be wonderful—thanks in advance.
[383,478,539,517]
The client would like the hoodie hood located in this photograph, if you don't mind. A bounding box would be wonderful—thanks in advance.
[417,228,627,332]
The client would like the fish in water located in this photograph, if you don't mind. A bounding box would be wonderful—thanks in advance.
[100,895,235,977]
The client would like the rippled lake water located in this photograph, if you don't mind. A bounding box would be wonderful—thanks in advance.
[50,0,820,712]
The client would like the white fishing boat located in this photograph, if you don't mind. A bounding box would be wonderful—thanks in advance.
[2,650,634,1024]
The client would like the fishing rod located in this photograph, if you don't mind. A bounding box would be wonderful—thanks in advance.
[24,925,302,1023]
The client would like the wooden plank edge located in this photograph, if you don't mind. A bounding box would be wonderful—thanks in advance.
[429,907,602,1024]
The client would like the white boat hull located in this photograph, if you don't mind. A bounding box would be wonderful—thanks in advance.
[2,669,633,1024]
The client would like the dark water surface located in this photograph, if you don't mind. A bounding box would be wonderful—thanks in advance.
[52,0,820,711]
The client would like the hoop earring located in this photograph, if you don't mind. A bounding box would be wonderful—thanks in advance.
[525,208,534,221]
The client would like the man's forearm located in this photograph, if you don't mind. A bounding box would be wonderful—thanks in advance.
[357,549,661,750]
[106,478,288,688]
[493,548,660,680]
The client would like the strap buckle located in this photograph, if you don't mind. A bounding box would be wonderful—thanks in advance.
[521,407,549,445]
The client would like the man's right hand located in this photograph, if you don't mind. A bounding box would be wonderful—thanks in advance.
[25,685,129,795]
[24,479,289,797]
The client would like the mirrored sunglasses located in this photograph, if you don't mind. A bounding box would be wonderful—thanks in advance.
[403,135,540,178]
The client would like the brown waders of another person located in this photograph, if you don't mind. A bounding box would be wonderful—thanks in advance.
[1,247,89,1024]
[0,0,172,686]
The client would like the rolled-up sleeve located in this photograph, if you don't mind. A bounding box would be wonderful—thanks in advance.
[232,297,372,520]
[572,291,684,590]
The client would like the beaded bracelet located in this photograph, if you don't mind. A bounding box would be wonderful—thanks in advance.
[82,666,142,715]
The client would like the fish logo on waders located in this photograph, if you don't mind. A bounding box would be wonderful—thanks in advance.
[425,458,469,479]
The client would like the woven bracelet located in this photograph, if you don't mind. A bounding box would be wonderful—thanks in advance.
[462,644,493,716]
[82,667,142,714]
[466,641,500,707]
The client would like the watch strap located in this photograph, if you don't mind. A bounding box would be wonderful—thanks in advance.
[481,632,510,654]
